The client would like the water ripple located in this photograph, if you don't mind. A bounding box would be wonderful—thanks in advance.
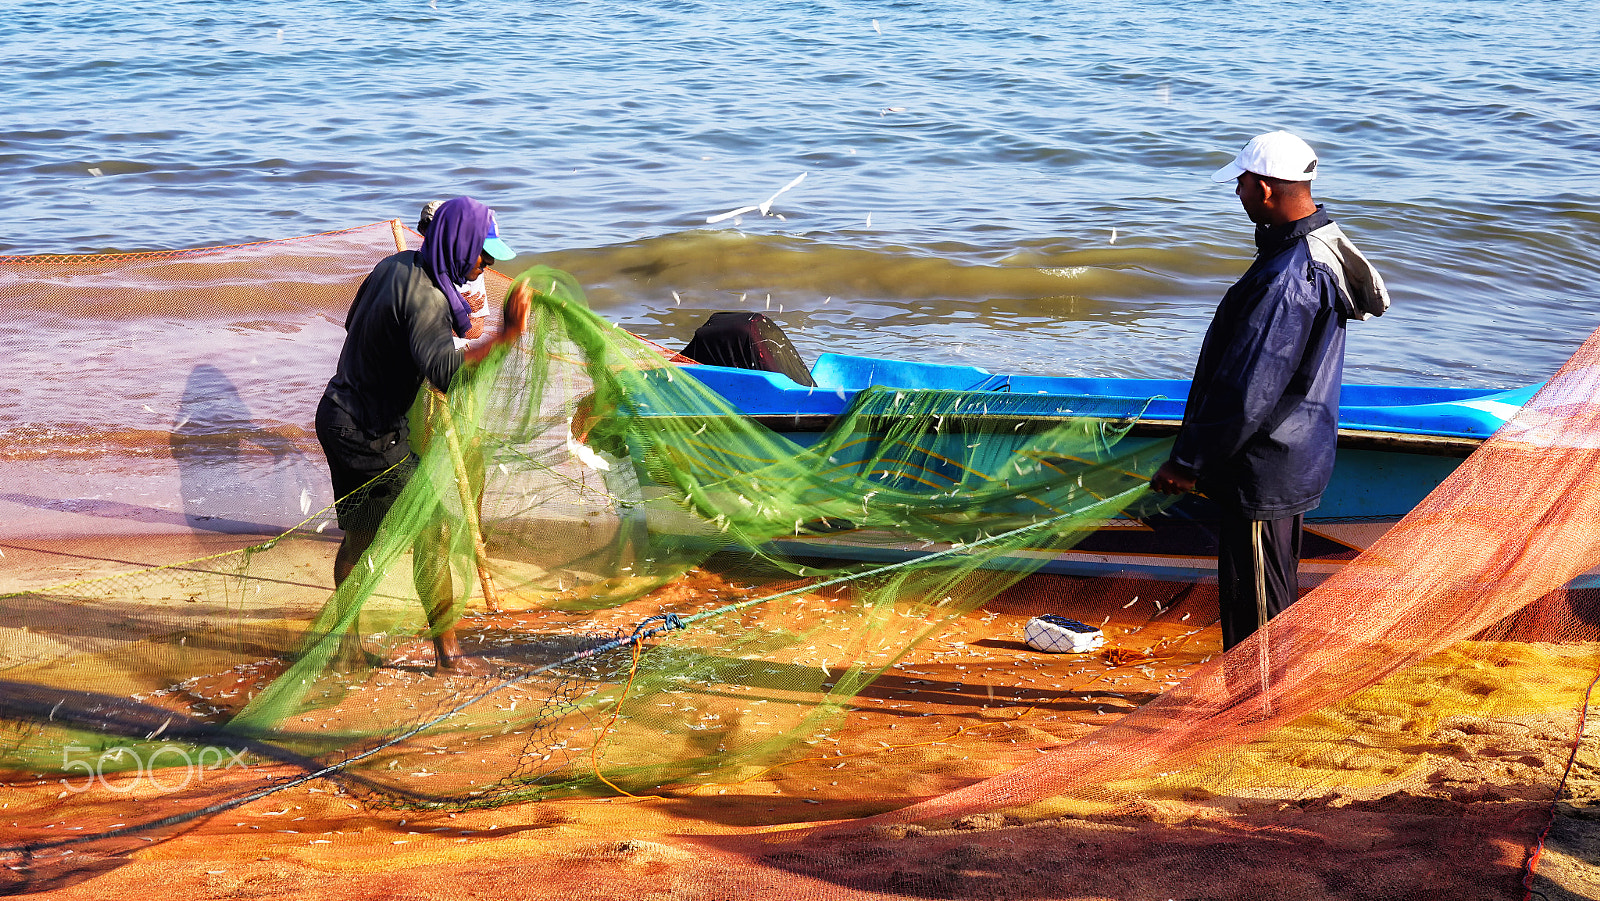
[1,0,1597,388]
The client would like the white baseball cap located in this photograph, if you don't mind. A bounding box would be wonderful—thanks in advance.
[1211,130,1319,183]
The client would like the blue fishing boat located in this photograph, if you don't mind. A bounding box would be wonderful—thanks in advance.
[644,321,1538,585]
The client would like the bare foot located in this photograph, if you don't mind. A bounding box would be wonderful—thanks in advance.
[330,637,382,671]
[435,654,497,678]
[432,629,494,676]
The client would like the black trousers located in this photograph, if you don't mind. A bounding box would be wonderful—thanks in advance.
[1216,509,1303,651]
[315,394,417,532]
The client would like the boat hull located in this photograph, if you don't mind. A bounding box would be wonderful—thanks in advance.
[629,352,1545,585]
[757,434,1459,588]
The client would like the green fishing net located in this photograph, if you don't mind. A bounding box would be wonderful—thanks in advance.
[1,265,1172,832]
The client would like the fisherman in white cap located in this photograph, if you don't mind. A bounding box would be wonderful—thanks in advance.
[1151,131,1390,654]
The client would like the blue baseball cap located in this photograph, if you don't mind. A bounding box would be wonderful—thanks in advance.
[482,209,516,261]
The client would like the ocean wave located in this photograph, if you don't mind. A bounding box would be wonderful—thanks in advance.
[541,230,1186,309]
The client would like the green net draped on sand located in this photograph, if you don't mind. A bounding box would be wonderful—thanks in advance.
[2,261,1173,822]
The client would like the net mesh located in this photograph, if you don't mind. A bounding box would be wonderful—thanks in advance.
[1,224,1597,900]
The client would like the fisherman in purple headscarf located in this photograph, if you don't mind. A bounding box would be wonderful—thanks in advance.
[315,196,529,673]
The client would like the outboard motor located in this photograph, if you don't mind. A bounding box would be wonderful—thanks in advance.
[681,312,817,387]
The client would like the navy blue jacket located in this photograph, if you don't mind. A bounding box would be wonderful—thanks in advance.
[1171,208,1350,519]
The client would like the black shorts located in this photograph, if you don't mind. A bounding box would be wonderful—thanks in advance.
[315,394,417,532]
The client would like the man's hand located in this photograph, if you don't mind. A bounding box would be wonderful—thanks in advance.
[464,282,533,365]
[1150,460,1197,495]
[499,281,532,346]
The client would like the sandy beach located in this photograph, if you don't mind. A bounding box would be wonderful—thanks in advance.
[3,525,1596,901]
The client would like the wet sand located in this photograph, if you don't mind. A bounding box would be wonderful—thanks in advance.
[1,532,1596,900]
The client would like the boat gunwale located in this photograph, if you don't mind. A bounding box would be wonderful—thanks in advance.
[631,411,1487,458]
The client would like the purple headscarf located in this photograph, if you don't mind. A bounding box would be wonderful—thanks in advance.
[418,196,491,338]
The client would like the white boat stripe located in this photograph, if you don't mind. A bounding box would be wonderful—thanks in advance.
[1444,399,1523,421]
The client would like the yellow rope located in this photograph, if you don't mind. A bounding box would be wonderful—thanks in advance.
[589,639,666,802]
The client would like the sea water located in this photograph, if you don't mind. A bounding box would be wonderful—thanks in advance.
[2,0,1598,535]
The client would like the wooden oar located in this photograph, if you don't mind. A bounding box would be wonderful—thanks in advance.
[430,387,501,613]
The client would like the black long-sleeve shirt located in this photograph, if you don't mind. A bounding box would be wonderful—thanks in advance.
[322,251,464,437]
